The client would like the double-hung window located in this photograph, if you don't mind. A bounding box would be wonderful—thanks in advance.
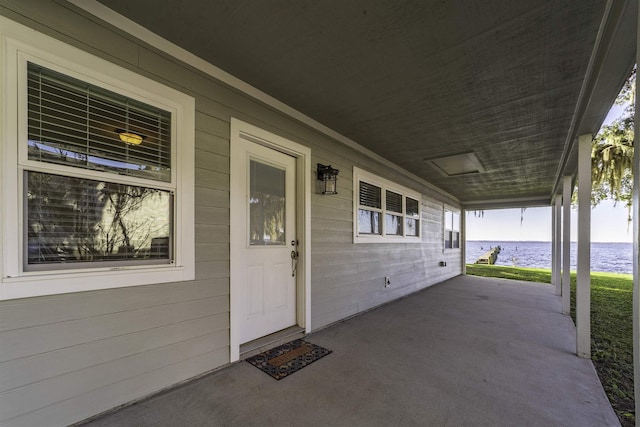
[354,167,421,243]
[444,208,460,249]
[1,26,195,300]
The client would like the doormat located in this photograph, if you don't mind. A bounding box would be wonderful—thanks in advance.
[245,339,332,380]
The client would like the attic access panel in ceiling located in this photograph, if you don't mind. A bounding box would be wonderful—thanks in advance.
[425,152,485,177]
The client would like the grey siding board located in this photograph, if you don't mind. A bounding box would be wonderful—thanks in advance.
[194,224,229,243]
[195,243,229,262]
[0,314,225,392]
[195,131,229,156]
[195,111,229,139]
[195,187,229,208]
[196,169,229,192]
[195,206,229,225]
[0,2,462,425]
[1,331,227,421]
[0,297,227,362]
[0,1,139,67]
[195,151,229,175]
[0,347,229,427]
[0,279,223,333]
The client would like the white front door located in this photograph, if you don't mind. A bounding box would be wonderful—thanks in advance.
[235,138,297,344]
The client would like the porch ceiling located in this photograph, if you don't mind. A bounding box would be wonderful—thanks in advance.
[95,0,632,207]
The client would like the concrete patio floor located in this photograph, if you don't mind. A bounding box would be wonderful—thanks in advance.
[81,275,620,426]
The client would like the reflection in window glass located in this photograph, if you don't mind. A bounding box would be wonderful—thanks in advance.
[26,171,172,267]
[386,214,403,235]
[405,218,419,236]
[452,212,460,232]
[249,160,286,245]
[358,209,381,235]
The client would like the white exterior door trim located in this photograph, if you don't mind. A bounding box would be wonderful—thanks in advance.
[229,118,311,362]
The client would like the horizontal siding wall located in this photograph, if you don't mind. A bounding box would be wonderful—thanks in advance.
[0,1,461,425]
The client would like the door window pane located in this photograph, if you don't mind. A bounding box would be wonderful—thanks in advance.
[249,160,286,245]
[26,171,172,268]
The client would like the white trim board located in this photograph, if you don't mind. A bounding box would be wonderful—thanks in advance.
[67,0,458,203]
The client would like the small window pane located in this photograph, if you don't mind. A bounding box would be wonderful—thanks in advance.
[444,230,452,249]
[452,231,460,248]
[406,197,419,217]
[406,218,419,236]
[26,171,172,268]
[358,209,381,235]
[445,210,453,230]
[386,190,402,213]
[452,212,460,232]
[27,63,172,183]
[249,160,286,245]
[385,214,403,235]
[359,181,381,208]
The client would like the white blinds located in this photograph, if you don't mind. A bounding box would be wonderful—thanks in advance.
[27,62,172,182]
[406,198,419,216]
[359,181,381,208]
[385,190,402,213]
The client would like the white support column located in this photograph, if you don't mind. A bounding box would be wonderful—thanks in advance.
[576,134,592,358]
[562,176,572,315]
[461,209,467,275]
[633,2,640,415]
[552,194,562,295]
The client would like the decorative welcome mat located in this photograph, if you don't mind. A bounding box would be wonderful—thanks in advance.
[245,339,332,380]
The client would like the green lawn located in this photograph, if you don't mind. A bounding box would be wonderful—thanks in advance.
[466,264,634,426]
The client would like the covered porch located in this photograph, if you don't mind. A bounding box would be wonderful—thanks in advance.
[0,0,637,425]
[82,275,618,426]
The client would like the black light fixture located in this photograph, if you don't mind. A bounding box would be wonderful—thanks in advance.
[317,163,339,194]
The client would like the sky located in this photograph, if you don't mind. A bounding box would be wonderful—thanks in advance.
[466,102,633,243]
[465,200,633,243]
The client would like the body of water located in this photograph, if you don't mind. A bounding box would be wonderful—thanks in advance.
[466,240,633,274]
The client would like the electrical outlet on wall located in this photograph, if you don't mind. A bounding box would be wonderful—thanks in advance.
[384,276,391,287]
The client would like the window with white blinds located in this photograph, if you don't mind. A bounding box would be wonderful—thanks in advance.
[1,26,195,300]
[354,167,421,243]
[22,62,176,270]
[27,63,172,182]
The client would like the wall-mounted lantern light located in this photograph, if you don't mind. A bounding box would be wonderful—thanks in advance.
[317,163,339,194]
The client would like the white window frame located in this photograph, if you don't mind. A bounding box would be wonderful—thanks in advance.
[443,206,461,251]
[0,18,195,300]
[353,167,421,244]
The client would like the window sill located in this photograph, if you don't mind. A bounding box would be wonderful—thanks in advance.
[0,264,194,300]
[354,235,421,244]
